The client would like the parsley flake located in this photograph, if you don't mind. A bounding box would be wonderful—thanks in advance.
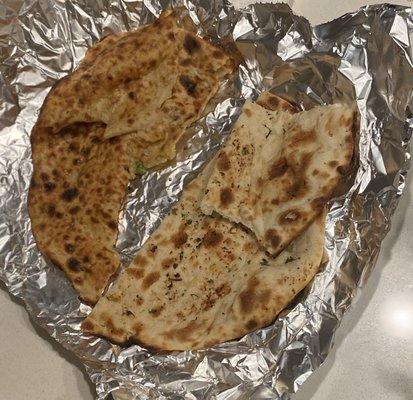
[134,161,147,176]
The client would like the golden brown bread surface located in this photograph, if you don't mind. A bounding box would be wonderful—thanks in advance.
[36,10,235,167]
[28,10,236,303]
[81,94,326,350]
[201,99,355,255]
[29,124,132,303]
[82,160,326,350]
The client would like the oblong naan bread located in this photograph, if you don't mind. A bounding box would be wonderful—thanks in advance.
[201,100,355,255]
[200,95,297,231]
[29,11,236,303]
[82,160,326,350]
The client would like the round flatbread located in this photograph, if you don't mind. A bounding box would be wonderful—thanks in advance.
[28,10,236,303]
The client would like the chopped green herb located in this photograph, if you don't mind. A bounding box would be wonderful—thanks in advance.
[242,147,249,155]
[148,308,156,314]
[134,161,147,175]
[179,251,184,260]
[286,244,294,253]
[186,219,193,225]
[285,256,295,264]
[181,213,187,220]
[260,259,269,266]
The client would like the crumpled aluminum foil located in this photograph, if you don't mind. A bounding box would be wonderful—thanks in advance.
[0,1,412,399]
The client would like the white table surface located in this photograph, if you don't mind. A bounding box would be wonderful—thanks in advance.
[1,1,412,399]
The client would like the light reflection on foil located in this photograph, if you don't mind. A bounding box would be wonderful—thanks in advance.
[0,1,412,400]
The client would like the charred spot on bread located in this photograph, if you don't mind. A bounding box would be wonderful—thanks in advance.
[183,34,201,55]
[61,187,79,202]
[203,229,223,248]
[179,75,197,96]
[220,187,234,207]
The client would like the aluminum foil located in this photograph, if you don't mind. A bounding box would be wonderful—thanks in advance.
[0,1,412,399]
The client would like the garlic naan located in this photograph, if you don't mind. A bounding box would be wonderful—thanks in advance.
[82,161,326,350]
[201,99,355,255]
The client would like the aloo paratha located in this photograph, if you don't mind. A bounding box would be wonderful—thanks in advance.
[29,10,236,303]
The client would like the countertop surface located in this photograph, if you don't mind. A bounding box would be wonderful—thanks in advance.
[1,1,412,399]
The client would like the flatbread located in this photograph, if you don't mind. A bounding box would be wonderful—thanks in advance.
[36,10,235,167]
[201,100,355,255]
[28,11,236,303]
[82,161,326,350]
[29,124,132,303]
[200,95,296,231]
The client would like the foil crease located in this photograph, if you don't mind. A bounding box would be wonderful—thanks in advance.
[0,1,412,399]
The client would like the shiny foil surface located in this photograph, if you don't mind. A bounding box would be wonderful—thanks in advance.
[0,1,412,399]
